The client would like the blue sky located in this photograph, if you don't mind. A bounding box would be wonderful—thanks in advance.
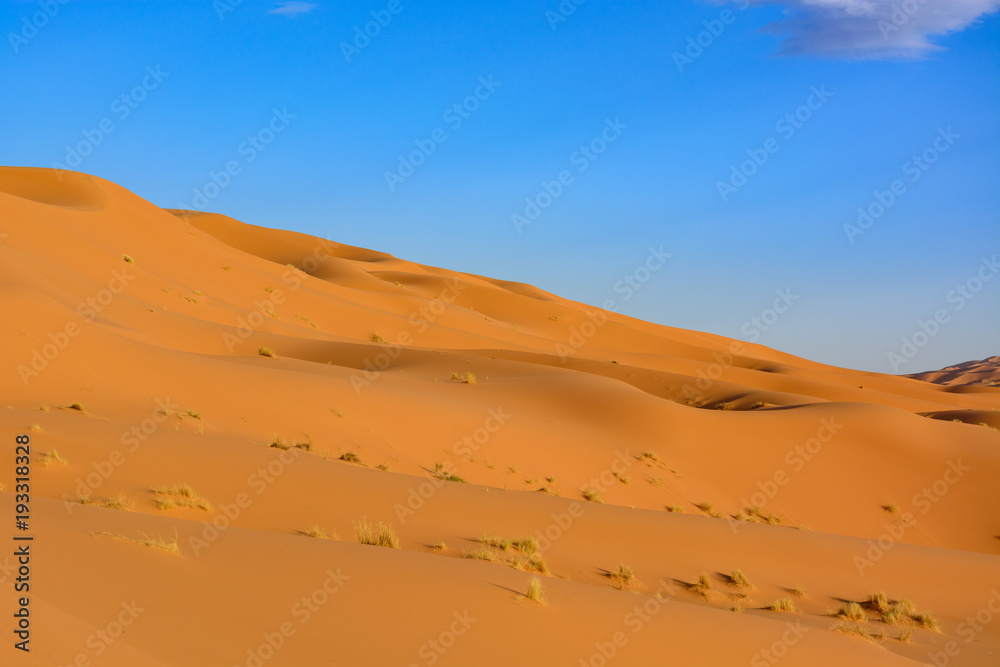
[2,0,998,373]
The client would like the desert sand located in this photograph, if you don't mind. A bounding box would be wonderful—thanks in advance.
[1,167,998,666]
[907,357,1000,388]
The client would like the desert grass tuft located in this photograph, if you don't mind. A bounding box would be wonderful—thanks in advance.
[152,484,212,511]
[766,598,796,613]
[68,403,86,412]
[96,530,180,554]
[688,572,714,598]
[79,493,134,511]
[608,563,635,588]
[463,544,500,562]
[910,612,940,631]
[835,602,867,622]
[258,346,275,358]
[727,569,753,590]
[524,576,546,605]
[304,525,335,540]
[831,622,881,643]
[789,585,806,598]
[354,518,399,549]
[666,505,684,513]
[121,254,134,264]
[582,488,604,503]
[39,450,68,467]
[269,436,290,450]
[865,591,890,614]
[339,450,362,464]
[431,541,447,551]
[450,371,476,384]
[370,334,387,344]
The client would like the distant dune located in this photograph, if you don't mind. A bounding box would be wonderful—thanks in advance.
[907,357,1000,387]
[1,167,998,666]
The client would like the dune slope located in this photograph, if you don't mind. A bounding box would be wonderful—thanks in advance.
[1,167,998,666]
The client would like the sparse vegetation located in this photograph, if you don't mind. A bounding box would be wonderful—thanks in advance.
[432,462,466,483]
[269,436,290,450]
[714,402,732,410]
[95,530,180,554]
[38,450,68,467]
[121,254,134,264]
[790,586,806,598]
[911,612,940,631]
[294,441,313,452]
[78,493,134,511]
[743,505,784,525]
[68,403,85,412]
[354,518,399,549]
[766,598,796,613]
[727,569,753,589]
[831,622,881,643]
[152,484,212,511]
[340,450,362,464]
[666,505,684,513]
[464,535,548,574]
[304,525,334,539]
[688,572,713,598]
[524,576,545,605]
[451,371,476,384]
[582,488,604,503]
[608,563,635,588]
[371,334,387,344]
[750,401,768,409]
[376,462,391,471]
[29,423,41,431]
[258,346,275,358]
[835,602,867,622]
[694,501,714,513]
[641,451,659,462]
[882,504,899,514]
[431,541,447,551]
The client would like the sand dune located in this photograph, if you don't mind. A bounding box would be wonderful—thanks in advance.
[2,167,998,666]
[908,357,1000,387]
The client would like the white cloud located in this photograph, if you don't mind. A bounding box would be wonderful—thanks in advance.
[268,2,318,17]
[742,0,1000,58]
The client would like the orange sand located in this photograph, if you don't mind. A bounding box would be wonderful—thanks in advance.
[1,167,998,666]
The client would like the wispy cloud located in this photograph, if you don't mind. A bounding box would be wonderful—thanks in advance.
[742,0,1000,58]
[268,2,318,17]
